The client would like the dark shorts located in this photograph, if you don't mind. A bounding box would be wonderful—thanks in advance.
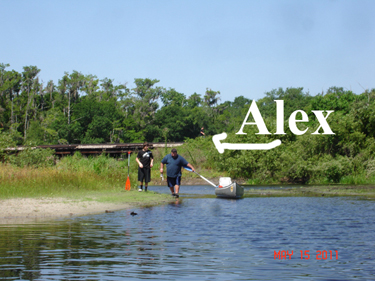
[138,168,151,183]
[167,176,181,188]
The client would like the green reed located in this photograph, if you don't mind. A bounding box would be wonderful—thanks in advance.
[0,140,222,199]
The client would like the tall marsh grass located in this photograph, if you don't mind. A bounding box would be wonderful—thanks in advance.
[0,138,224,199]
[0,164,126,198]
[0,152,139,198]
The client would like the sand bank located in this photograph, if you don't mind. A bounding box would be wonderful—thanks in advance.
[0,197,140,225]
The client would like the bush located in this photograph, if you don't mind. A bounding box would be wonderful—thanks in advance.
[312,156,352,183]
[0,130,17,162]
[9,148,56,168]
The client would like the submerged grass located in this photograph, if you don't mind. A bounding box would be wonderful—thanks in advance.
[244,185,375,198]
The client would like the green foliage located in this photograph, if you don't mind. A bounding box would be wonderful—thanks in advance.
[161,88,186,107]
[311,87,357,114]
[56,152,122,175]
[322,157,350,183]
[0,130,16,161]
[9,147,55,168]
[152,105,197,141]
[257,87,312,119]
[2,62,375,185]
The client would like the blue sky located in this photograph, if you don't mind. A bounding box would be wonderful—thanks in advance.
[1,0,374,103]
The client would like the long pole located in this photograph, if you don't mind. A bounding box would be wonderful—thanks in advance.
[183,166,217,187]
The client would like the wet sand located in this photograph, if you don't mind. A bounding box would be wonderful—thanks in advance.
[0,197,135,224]
[0,177,219,225]
[2,182,374,225]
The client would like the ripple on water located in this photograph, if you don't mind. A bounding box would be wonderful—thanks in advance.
[0,191,375,280]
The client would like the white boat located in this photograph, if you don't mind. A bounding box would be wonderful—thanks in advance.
[215,177,244,199]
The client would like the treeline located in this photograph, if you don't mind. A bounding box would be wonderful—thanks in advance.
[204,86,375,184]
[0,63,235,145]
[2,63,375,184]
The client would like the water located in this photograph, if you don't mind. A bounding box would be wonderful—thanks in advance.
[1,185,375,280]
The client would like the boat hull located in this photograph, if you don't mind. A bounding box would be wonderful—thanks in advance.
[215,182,244,199]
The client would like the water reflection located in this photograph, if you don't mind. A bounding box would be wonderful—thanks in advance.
[0,187,375,280]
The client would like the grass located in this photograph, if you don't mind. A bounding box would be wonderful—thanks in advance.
[0,142,217,199]
[0,164,122,198]
[0,162,173,208]
[244,185,375,198]
[3,139,375,201]
[59,189,172,206]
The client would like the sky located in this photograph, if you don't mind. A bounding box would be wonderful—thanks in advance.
[1,0,375,103]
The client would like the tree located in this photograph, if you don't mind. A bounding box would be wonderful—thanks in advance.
[257,87,312,119]
[68,96,123,144]
[153,105,196,141]
[21,66,41,141]
[204,88,220,107]
[311,87,357,114]
[161,88,186,107]
[186,92,202,108]
[0,66,22,132]
[57,71,87,125]
[99,78,128,102]
[131,78,164,130]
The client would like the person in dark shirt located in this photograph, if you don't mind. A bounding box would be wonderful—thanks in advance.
[136,142,153,191]
[160,148,195,198]
[200,127,205,137]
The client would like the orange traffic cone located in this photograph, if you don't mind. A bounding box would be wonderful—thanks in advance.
[125,151,131,191]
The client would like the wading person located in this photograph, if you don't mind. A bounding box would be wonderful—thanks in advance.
[160,148,195,198]
[136,142,154,192]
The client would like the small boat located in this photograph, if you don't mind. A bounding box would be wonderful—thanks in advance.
[215,178,244,199]
[182,167,244,198]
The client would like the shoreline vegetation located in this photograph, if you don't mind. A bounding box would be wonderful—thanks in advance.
[2,65,375,223]
[1,142,375,225]
[243,185,375,199]
[2,139,375,192]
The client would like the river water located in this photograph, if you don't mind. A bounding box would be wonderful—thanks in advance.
[1,185,375,280]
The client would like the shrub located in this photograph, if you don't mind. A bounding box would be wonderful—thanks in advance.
[0,130,16,162]
[9,148,56,168]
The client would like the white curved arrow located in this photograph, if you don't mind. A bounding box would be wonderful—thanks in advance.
[212,132,282,154]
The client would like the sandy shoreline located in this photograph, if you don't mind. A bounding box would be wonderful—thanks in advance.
[3,183,373,225]
[0,178,221,225]
[0,197,135,225]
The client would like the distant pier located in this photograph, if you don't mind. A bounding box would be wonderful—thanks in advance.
[6,142,184,157]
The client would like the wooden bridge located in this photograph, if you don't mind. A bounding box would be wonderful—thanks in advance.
[6,142,184,157]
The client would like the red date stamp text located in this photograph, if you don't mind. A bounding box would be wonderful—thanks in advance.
[274,250,338,260]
